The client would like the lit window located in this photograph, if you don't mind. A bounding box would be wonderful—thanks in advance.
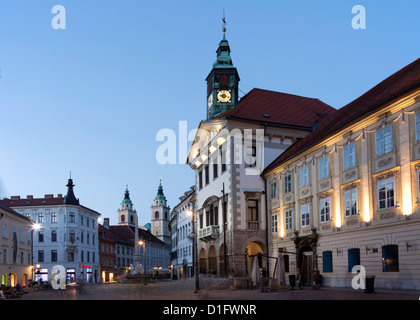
[285,208,294,230]
[284,174,293,194]
[319,157,330,180]
[270,181,278,199]
[344,188,358,216]
[271,214,278,233]
[415,112,420,141]
[301,203,311,227]
[320,197,331,222]
[378,178,395,209]
[376,126,393,156]
[343,143,356,170]
[300,166,309,187]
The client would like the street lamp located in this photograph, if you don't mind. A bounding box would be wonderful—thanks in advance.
[187,209,200,293]
[138,240,147,285]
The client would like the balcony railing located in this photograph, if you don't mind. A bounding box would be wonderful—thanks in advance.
[247,221,260,230]
[198,225,220,241]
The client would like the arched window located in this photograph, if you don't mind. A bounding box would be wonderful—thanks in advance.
[51,230,57,242]
[155,211,159,219]
[121,215,125,223]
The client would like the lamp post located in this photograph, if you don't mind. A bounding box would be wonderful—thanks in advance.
[187,208,200,293]
[138,240,147,285]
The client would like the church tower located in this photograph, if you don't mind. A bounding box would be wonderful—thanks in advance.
[151,180,171,245]
[118,186,136,227]
[205,18,240,120]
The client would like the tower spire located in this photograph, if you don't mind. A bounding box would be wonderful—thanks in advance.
[222,9,226,36]
[63,176,79,205]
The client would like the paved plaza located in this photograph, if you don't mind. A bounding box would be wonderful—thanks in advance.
[18,278,420,300]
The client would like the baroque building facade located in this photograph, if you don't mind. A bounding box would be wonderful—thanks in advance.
[263,58,420,290]
[187,28,335,277]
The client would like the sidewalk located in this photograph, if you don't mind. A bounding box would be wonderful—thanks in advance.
[19,278,420,300]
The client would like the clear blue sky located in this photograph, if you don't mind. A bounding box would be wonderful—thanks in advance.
[0,0,419,226]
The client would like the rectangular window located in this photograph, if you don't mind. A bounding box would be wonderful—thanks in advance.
[69,212,76,223]
[51,250,57,262]
[343,143,356,170]
[376,126,393,156]
[378,178,395,209]
[344,188,358,216]
[38,250,45,263]
[213,162,218,179]
[51,212,57,223]
[285,208,294,230]
[284,174,292,194]
[323,251,333,273]
[271,214,278,233]
[247,200,259,230]
[416,112,420,141]
[320,197,331,222]
[198,171,203,190]
[318,157,330,180]
[220,146,227,173]
[382,245,399,272]
[204,165,209,185]
[301,203,311,227]
[348,248,360,272]
[270,181,278,199]
[2,224,7,238]
[38,231,44,243]
[300,166,309,187]
[38,213,44,223]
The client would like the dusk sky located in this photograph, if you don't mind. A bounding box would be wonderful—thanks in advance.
[0,0,419,227]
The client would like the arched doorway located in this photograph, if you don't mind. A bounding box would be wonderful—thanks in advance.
[208,246,217,275]
[22,274,28,287]
[1,274,7,286]
[298,246,315,286]
[199,248,207,274]
[245,242,265,277]
[11,274,17,287]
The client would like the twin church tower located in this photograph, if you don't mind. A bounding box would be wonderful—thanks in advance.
[117,181,170,245]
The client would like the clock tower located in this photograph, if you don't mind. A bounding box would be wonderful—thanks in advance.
[151,180,171,245]
[206,22,240,120]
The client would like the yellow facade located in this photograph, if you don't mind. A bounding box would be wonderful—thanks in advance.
[0,205,33,288]
[264,85,420,289]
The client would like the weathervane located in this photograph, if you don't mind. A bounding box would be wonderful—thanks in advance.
[222,9,226,35]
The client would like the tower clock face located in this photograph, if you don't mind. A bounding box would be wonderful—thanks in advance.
[217,90,231,103]
[208,94,213,108]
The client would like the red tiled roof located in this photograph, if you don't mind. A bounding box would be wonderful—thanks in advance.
[215,88,336,128]
[263,57,420,174]
[1,195,65,207]
[1,195,101,215]
[109,225,168,246]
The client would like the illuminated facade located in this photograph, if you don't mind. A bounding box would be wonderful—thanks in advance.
[0,202,33,288]
[263,58,420,290]
[1,178,101,284]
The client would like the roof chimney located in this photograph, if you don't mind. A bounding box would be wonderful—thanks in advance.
[103,218,110,230]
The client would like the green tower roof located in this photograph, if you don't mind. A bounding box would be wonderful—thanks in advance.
[154,180,166,200]
[122,186,132,204]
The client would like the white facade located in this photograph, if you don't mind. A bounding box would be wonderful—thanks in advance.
[5,193,101,284]
[170,186,195,278]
